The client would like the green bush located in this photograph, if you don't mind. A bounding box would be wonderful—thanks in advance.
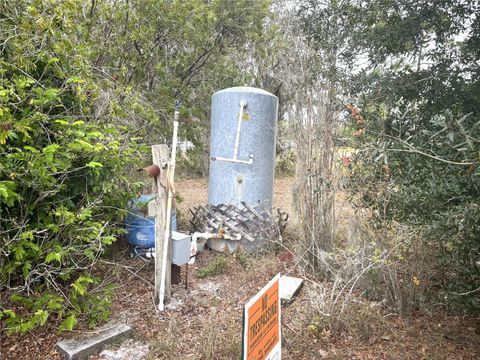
[0,0,143,332]
[347,102,480,313]
[337,1,480,313]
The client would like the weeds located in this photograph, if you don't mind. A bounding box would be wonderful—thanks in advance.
[147,320,179,360]
[197,255,228,278]
[234,252,250,269]
[198,313,242,360]
[299,210,434,341]
[306,282,388,340]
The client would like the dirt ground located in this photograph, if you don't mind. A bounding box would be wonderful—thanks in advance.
[1,177,480,360]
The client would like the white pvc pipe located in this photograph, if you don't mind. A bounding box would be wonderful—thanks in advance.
[212,156,253,165]
[190,232,241,264]
[233,100,247,160]
[158,114,179,312]
[211,100,254,165]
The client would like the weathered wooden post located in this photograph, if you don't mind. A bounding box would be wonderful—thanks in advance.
[151,144,171,304]
[148,102,179,311]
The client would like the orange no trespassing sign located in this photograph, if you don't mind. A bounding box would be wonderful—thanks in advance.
[242,273,281,360]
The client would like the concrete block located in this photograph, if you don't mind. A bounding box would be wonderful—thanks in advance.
[57,321,133,360]
[279,275,303,302]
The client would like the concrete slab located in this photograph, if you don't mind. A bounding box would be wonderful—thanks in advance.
[279,275,303,302]
[57,321,133,360]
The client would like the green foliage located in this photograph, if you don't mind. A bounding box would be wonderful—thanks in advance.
[275,147,296,176]
[197,255,228,278]
[88,0,272,156]
[0,0,143,332]
[297,0,480,313]
[234,251,250,269]
[342,1,480,312]
[2,275,114,334]
[275,119,296,176]
[176,148,205,178]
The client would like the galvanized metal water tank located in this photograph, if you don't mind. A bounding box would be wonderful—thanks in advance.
[208,86,278,211]
[207,87,279,252]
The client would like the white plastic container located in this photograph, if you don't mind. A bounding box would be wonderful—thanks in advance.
[171,231,191,265]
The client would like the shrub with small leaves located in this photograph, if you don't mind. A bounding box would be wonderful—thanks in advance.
[0,0,143,332]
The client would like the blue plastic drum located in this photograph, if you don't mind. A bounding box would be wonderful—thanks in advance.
[125,195,177,249]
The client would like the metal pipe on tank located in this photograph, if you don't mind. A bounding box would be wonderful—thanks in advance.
[211,99,253,165]
[233,100,247,161]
